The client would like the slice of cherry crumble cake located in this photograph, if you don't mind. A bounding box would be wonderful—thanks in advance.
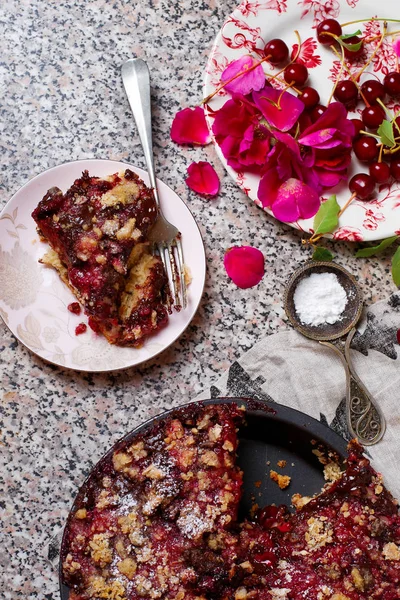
[32,169,169,346]
[61,403,400,600]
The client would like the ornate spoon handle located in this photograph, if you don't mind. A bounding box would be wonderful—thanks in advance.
[320,328,385,446]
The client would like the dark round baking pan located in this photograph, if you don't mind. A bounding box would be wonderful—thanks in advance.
[59,397,348,599]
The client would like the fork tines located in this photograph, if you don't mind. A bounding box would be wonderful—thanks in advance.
[155,236,187,312]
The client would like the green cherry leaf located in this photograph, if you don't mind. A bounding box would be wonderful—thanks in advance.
[340,30,362,41]
[340,39,363,52]
[313,194,341,236]
[355,236,398,258]
[378,120,396,148]
[312,247,334,261]
[392,246,400,287]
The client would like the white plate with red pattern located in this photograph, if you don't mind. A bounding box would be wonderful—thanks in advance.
[204,0,400,242]
[0,160,206,372]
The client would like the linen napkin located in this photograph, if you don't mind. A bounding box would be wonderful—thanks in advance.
[196,291,400,499]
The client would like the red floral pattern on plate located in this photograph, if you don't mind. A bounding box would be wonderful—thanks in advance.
[204,0,400,242]
[291,37,322,67]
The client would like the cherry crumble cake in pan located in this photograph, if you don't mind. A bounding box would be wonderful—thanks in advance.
[61,401,400,600]
[32,169,170,346]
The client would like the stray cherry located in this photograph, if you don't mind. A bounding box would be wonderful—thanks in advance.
[360,80,386,105]
[369,161,391,184]
[353,136,379,163]
[310,104,327,122]
[264,39,289,64]
[284,63,308,86]
[383,72,400,97]
[316,19,342,45]
[361,105,385,130]
[343,36,364,60]
[351,118,364,138]
[333,80,358,109]
[390,159,400,181]
[349,173,375,200]
[298,86,320,109]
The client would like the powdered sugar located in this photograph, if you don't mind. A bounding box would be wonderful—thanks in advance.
[293,272,347,326]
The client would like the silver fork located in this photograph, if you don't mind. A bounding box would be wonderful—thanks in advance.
[121,57,187,310]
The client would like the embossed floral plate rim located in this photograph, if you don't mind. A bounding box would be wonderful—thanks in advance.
[0,159,206,372]
[204,0,400,242]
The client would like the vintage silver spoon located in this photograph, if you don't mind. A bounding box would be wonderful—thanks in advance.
[284,261,385,446]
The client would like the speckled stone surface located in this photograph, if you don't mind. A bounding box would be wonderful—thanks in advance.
[0,1,397,598]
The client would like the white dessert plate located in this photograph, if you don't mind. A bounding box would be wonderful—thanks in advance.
[204,0,400,242]
[0,159,206,372]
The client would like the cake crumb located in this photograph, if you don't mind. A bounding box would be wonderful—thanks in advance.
[254,480,261,488]
[323,461,342,482]
[383,542,400,561]
[292,493,311,509]
[277,460,287,468]
[270,470,291,490]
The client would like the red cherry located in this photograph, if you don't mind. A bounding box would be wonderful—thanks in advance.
[310,104,327,122]
[360,79,386,105]
[351,118,364,138]
[349,173,375,199]
[316,19,342,45]
[284,63,308,86]
[264,38,289,64]
[353,136,379,162]
[298,86,320,109]
[390,159,400,181]
[361,105,385,129]
[383,72,400,97]
[343,36,364,60]
[333,80,358,109]
[369,161,391,184]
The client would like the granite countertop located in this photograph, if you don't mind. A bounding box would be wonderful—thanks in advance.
[0,0,396,598]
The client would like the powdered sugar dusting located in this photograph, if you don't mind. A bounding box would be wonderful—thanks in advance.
[176,502,215,539]
[294,272,347,326]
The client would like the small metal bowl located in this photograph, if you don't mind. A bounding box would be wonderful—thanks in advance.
[283,261,363,342]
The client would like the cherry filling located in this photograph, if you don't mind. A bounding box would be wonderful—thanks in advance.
[32,169,169,346]
[61,402,400,600]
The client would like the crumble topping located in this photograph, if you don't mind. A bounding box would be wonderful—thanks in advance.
[270,469,291,489]
[383,542,400,560]
[305,517,333,551]
[32,169,170,347]
[62,403,400,600]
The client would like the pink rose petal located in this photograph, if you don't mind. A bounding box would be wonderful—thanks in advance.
[272,178,320,222]
[221,56,266,96]
[393,38,400,57]
[185,161,220,197]
[224,246,265,289]
[171,106,211,145]
[253,87,304,132]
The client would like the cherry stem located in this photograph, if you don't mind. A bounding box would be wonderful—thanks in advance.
[338,192,357,218]
[327,42,346,105]
[365,28,400,43]
[202,55,271,104]
[355,22,387,81]
[340,18,400,27]
[266,30,303,86]
[376,97,391,116]
[331,45,369,105]
[308,232,324,245]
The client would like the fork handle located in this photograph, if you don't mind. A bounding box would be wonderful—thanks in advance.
[121,58,160,206]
